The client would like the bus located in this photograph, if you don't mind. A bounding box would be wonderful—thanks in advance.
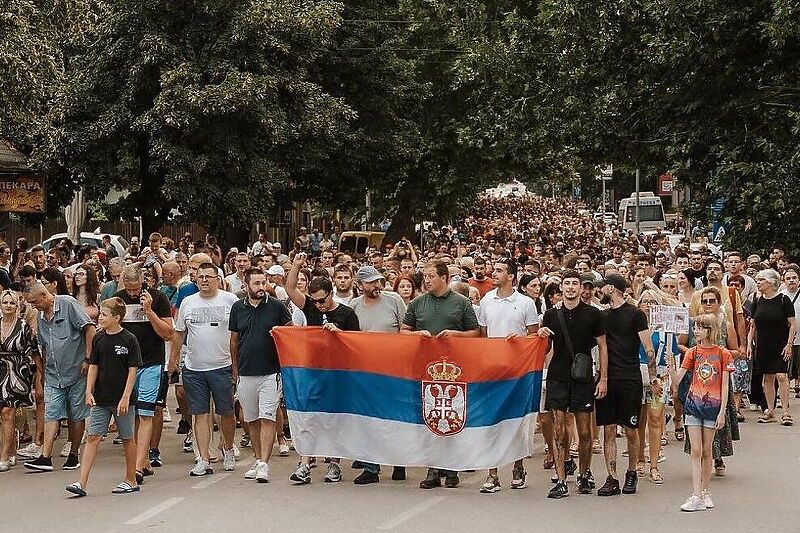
[618,192,666,232]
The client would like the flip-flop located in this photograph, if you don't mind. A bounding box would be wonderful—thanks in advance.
[111,482,140,494]
[65,482,87,497]
[674,427,685,441]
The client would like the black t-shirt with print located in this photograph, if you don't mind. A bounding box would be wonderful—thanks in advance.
[89,329,142,406]
[302,298,360,331]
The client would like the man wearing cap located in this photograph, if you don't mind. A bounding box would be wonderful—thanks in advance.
[273,243,288,264]
[348,266,408,484]
[594,273,655,497]
[266,265,289,302]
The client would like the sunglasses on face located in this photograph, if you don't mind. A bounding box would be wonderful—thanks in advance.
[701,299,718,305]
[309,293,330,305]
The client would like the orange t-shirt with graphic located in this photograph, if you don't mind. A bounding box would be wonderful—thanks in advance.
[681,345,733,420]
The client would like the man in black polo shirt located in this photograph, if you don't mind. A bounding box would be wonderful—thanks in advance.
[230,267,292,484]
[539,270,607,498]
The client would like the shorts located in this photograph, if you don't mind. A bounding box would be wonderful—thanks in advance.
[595,380,642,429]
[539,369,548,413]
[684,413,716,429]
[44,379,90,421]
[237,374,281,422]
[544,378,595,413]
[789,346,800,380]
[88,405,136,439]
[182,366,235,416]
[155,371,169,408]
[135,365,163,417]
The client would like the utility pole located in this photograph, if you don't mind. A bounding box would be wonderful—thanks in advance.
[635,167,641,234]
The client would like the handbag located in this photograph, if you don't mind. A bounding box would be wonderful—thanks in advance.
[557,308,593,383]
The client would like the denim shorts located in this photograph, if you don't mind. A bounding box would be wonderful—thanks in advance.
[135,365,163,417]
[684,413,716,429]
[88,405,136,439]
[182,366,235,416]
[44,378,90,421]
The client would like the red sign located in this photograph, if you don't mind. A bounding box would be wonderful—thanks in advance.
[658,173,674,196]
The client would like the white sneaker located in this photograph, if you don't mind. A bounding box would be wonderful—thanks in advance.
[233,444,241,459]
[290,464,311,484]
[702,490,714,509]
[278,443,290,456]
[17,443,41,458]
[0,461,9,472]
[255,461,269,483]
[163,407,172,423]
[680,493,707,512]
[8,455,16,466]
[244,461,259,479]
[223,448,236,471]
[749,403,761,412]
[189,458,213,477]
[60,442,72,458]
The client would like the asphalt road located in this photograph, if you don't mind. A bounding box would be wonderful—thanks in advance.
[1,402,798,533]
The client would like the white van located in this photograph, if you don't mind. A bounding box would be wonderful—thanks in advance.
[618,192,666,232]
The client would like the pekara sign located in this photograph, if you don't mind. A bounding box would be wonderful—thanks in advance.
[0,175,46,213]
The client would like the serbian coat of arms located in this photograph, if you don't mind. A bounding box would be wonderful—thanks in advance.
[422,359,467,436]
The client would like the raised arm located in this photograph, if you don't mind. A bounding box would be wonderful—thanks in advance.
[285,252,308,310]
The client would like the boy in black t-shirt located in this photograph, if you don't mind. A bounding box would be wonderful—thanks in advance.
[65,297,142,497]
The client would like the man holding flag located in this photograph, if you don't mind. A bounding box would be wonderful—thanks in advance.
[400,260,480,489]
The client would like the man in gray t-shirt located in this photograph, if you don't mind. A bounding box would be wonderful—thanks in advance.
[348,266,407,485]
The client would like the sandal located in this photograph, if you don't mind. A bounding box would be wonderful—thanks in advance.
[661,436,668,447]
[636,462,646,477]
[758,412,777,424]
[781,413,794,426]
[674,427,685,441]
[65,482,87,497]
[542,457,555,470]
[648,468,663,484]
[569,443,579,458]
[592,439,602,454]
[111,481,140,494]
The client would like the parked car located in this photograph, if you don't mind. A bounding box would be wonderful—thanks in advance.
[40,231,128,258]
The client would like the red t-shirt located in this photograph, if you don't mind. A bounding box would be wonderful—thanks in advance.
[681,344,734,419]
[468,277,495,297]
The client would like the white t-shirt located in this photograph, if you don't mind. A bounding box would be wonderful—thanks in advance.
[175,290,239,371]
[780,288,800,345]
[477,289,539,338]
[225,273,244,294]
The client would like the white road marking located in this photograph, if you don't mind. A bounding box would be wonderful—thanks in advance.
[377,496,446,530]
[191,472,231,489]
[124,497,185,525]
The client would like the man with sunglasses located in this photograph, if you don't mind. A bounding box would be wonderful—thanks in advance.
[286,252,360,484]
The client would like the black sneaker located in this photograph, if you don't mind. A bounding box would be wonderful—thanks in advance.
[62,453,80,470]
[23,455,53,472]
[548,480,569,499]
[444,474,460,488]
[182,432,193,453]
[577,473,593,494]
[353,470,379,485]
[597,475,620,496]
[177,419,191,435]
[149,448,162,468]
[622,470,638,494]
[391,466,406,481]
[135,470,144,485]
[419,470,441,489]
[351,460,365,469]
[565,459,577,477]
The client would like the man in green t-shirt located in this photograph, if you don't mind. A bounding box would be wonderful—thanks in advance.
[401,260,479,489]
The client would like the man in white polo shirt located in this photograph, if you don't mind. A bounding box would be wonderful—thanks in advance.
[477,258,539,493]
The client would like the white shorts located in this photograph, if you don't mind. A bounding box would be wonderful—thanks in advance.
[237,374,281,423]
[540,369,548,413]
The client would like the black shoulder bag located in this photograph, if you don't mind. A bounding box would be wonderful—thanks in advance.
[557,308,593,383]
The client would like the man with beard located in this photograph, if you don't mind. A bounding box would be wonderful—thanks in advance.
[348,265,407,484]
[229,268,292,483]
[468,257,494,297]
[594,274,655,497]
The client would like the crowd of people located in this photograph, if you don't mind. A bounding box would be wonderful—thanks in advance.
[0,193,797,513]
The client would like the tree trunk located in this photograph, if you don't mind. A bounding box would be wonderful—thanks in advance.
[383,179,419,247]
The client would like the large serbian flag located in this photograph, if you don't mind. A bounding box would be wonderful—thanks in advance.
[272,327,546,471]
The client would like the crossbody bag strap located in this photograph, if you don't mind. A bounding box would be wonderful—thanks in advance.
[556,308,575,358]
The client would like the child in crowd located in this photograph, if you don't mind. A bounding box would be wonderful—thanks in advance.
[65,297,142,497]
[673,313,732,512]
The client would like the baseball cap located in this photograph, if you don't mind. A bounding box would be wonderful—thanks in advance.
[600,273,627,292]
[579,273,597,287]
[266,265,285,276]
[355,265,384,283]
[273,242,281,249]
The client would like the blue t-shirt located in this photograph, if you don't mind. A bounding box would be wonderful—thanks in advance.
[639,330,675,367]
[174,282,199,311]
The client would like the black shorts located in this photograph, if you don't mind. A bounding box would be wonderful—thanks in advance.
[789,346,800,380]
[155,371,169,408]
[595,380,642,429]
[544,378,595,413]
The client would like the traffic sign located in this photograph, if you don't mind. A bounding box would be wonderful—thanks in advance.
[711,197,729,245]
